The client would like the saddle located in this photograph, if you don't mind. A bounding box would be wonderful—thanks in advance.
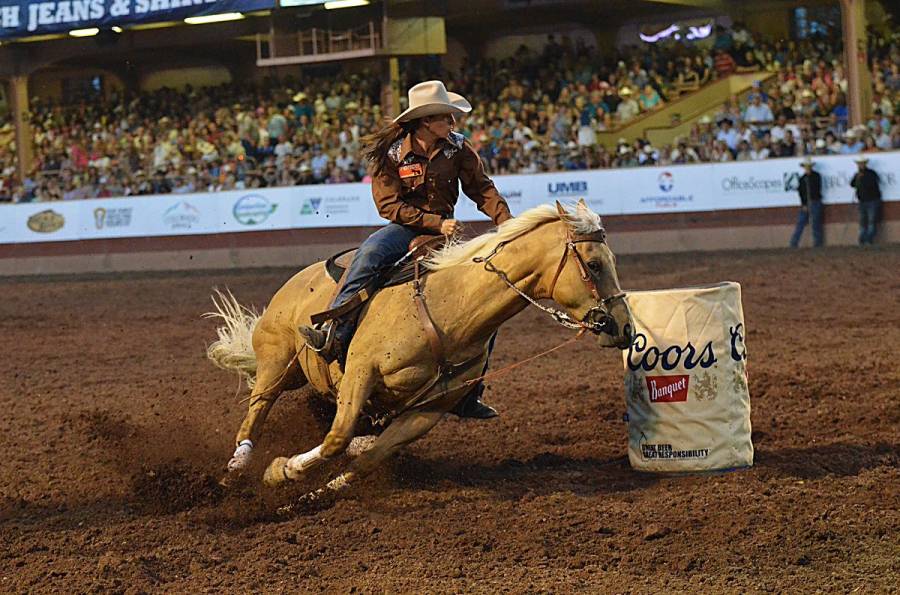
[312,232,486,418]
[312,234,446,326]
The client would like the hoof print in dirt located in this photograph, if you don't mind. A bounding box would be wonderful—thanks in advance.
[218,471,249,490]
[132,463,224,514]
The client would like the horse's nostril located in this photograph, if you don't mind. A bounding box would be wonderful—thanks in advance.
[623,323,633,340]
[603,317,618,336]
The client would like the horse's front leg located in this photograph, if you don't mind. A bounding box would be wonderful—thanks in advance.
[278,409,445,513]
[263,363,376,486]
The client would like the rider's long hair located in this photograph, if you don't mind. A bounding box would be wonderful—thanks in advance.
[361,118,419,177]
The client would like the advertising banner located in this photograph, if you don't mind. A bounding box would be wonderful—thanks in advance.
[1,152,897,245]
[0,0,274,40]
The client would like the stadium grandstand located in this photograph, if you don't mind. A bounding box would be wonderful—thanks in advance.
[0,0,897,273]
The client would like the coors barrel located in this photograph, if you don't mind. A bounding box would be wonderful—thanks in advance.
[622,282,753,473]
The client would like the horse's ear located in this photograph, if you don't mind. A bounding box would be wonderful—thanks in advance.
[555,201,568,216]
[577,198,588,209]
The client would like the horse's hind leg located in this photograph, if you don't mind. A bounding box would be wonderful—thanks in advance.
[223,340,305,483]
[335,409,443,488]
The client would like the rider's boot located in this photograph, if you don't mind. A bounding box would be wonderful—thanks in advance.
[451,382,499,419]
[298,321,344,364]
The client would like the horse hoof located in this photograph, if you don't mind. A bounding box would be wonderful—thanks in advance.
[227,442,254,473]
[226,455,249,474]
[263,457,291,487]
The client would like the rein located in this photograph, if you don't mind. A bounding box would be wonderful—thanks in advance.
[399,219,626,416]
[473,226,626,334]
[403,329,589,413]
[298,216,628,422]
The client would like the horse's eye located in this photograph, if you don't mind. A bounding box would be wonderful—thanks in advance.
[588,261,603,273]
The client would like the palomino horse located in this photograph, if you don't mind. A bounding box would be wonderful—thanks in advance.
[207,200,633,501]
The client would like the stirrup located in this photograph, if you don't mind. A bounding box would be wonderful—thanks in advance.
[303,323,344,364]
[299,323,333,353]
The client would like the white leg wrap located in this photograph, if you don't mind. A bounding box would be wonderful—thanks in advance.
[227,440,254,472]
[285,445,325,478]
[345,436,376,458]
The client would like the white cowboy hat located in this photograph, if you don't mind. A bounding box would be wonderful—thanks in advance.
[801,156,814,167]
[853,155,868,163]
[393,80,471,123]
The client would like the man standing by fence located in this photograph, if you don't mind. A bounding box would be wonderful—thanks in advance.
[850,156,882,245]
[790,157,824,248]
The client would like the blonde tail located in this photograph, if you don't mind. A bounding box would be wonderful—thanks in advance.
[204,288,261,389]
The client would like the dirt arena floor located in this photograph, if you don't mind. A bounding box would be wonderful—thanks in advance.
[1,245,898,593]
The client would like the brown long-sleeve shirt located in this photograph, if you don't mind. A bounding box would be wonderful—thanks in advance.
[372,131,512,233]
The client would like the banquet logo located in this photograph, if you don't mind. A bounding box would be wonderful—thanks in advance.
[547,181,588,196]
[300,198,323,215]
[233,195,277,225]
[646,375,690,403]
[93,207,133,229]
[658,171,674,192]
[27,209,65,233]
[163,201,201,230]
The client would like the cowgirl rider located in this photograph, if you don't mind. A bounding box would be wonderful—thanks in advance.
[299,80,512,419]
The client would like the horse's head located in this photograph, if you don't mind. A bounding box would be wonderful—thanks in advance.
[547,200,633,350]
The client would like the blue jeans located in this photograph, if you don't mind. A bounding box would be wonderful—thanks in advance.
[857,201,880,245]
[330,223,423,346]
[789,201,823,248]
[329,222,497,398]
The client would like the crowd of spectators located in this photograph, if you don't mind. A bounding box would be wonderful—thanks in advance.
[1,20,899,203]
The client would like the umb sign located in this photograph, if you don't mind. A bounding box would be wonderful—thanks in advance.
[623,282,753,473]
[0,0,274,39]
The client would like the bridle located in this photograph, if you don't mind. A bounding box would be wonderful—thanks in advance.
[472,225,627,334]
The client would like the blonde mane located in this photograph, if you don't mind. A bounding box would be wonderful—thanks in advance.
[425,203,603,271]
